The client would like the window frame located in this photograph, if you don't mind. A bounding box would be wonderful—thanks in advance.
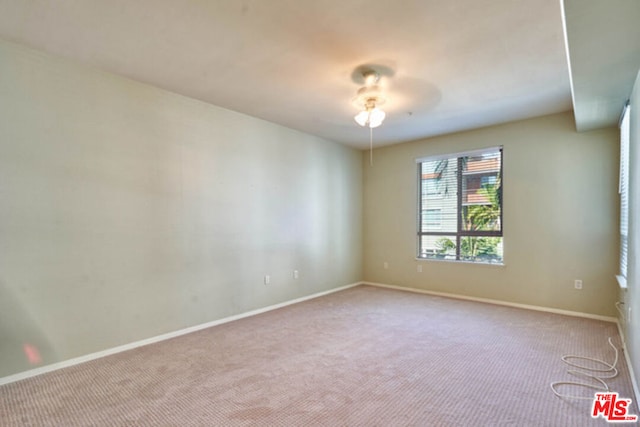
[416,147,503,263]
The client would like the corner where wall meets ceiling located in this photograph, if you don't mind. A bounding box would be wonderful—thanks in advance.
[563,0,640,131]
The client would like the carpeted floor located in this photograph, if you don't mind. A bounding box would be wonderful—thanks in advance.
[0,285,636,426]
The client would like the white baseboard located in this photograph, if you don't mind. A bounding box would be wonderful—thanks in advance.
[363,281,618,323]
[0,282,362,386]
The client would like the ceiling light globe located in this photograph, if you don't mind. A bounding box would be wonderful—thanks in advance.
[368,108,386,128]
[354,111,369,127]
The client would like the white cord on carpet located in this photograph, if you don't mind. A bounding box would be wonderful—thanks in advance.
[550,337,619,400]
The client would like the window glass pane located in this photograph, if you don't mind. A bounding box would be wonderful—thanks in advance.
[461,152,501,232]
[459,237,503,263]
[419,235,457,260]
[420,159,458,233]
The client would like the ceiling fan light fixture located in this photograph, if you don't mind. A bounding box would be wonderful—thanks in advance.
[354,97,386,128]
[354,110,370,127]
[368,107,386,128]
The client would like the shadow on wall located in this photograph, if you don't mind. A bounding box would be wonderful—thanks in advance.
[0,279,57,378]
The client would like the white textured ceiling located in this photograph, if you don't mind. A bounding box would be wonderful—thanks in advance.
[0,0,574,149]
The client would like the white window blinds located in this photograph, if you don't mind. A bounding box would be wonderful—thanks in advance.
[620,103,630,281]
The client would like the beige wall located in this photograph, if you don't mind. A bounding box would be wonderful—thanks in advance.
[363,112,619,316]
[0,40,363,378]
[621,69,640,393]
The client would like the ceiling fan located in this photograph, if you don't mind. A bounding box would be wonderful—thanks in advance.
[351,65,393,165]
[353,69,387,129]
[348,63,441,164]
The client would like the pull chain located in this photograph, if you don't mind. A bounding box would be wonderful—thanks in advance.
[369,126,373,166]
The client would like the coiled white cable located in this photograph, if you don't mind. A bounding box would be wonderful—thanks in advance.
[550,337,619,400]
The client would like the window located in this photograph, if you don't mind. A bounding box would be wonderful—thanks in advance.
[417,147,503,263]
[619,103,630,286]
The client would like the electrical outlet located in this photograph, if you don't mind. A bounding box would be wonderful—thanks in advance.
[574,279,582,290]
[264,275,270,285]
[417,265,423,273]
[293,270,299,279]
[383,262,389,270]
[629,307,632,323]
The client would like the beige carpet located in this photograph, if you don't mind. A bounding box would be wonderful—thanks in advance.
[0,285,636,426]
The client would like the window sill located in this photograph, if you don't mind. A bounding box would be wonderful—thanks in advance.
[616,275,628,290]
[415,257,505,267]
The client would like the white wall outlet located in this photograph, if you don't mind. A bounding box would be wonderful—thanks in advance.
[417,265,423,273]
[264,275,270,285]
[293,270,299,279]
[383,262,389,269]
[574,279,582,290]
